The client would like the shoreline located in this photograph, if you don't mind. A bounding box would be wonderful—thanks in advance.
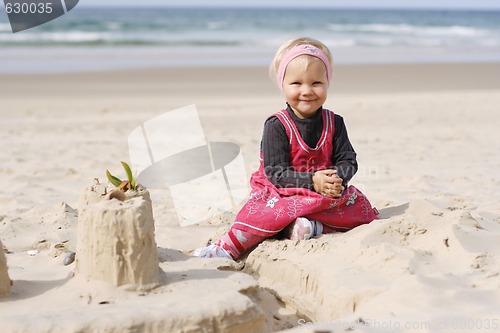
[1,62,499,98]
[2,44,500,74]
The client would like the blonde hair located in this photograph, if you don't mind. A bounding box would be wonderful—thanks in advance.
[269,37,334,83]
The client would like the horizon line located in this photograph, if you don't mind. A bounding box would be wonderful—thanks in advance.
[76,5,500,11]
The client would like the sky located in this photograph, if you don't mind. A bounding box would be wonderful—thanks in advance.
[80,0,500,10]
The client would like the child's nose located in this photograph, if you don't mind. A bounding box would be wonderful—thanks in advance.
[301,85,313,95]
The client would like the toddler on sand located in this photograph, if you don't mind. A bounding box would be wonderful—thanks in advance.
[195,37,378,259]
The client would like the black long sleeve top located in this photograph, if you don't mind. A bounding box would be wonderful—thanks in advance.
[261,106,358,189]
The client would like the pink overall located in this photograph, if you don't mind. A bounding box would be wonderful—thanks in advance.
[222,109,378,257]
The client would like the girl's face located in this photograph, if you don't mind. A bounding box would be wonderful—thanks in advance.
[282,57,328,119]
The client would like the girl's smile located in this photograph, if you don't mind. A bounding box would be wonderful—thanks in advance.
[282,57,328,119]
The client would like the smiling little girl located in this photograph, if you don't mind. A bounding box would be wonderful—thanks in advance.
[195,37,378,259]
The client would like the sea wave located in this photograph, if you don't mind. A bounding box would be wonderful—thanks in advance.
[1,31,497,49]
[0,31,246,46]
[326,23,489,37]
[0,8,499,50]
[0,23,12,32]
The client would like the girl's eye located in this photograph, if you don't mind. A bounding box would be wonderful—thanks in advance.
[313,81,323,85]
[291,82,301,85]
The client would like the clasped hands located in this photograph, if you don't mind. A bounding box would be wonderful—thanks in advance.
[312,169,345,198]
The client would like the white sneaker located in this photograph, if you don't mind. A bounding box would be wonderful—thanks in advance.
[290,217,323,240]
[193,243,232,259]
[312,219,323,237]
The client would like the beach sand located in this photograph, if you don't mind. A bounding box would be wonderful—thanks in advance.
[1,62,500,332]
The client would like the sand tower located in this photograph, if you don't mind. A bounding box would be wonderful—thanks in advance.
[76,183,159,288]
[0,239,11,297]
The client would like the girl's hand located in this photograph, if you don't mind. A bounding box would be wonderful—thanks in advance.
[312,169,345,198]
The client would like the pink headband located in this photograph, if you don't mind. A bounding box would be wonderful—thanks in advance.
[276,44,332,91]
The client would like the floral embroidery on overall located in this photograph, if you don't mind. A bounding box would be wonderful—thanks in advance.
[266,196,279,208]
[346,192,358,206]
[246,191,264,216]
[359,196,372,219]
[274,206,285,220]
[303,197,319,205]
[287,197,303,219]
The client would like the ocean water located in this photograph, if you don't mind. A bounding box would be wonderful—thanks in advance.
[1,7,500,72]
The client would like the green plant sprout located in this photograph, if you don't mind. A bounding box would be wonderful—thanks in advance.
[106,161,138,192]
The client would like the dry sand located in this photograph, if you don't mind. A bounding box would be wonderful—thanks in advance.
[0,63,500,332]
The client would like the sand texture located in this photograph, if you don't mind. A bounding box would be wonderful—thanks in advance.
[0,239,11,297]
[76,186,159,287]
[0,63,499,332]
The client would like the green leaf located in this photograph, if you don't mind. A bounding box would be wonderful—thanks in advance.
[106,170,122,187]
[131,170,137,189]
[121,161,133,185]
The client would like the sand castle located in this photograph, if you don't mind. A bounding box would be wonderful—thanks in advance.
[0,239,11,297]
[76,181,159,287]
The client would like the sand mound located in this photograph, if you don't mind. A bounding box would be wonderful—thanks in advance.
[0,185,298,332]
[0,239,11,296]
[0,252,271,333]
[77,186,159,287]
[245,200,500,330]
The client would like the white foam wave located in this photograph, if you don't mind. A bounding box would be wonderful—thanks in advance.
[327,23,490,38]
[419,25,488,37]
[41,32,112,42]
[0,31,112,42]
[329,39,357,48]
[0,23,12,32]
[206,21,228,30]
[106,22,123,31]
